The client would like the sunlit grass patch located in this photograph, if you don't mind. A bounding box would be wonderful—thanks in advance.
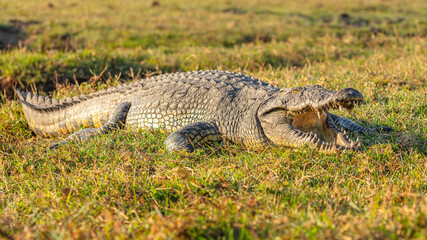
[0,0,426,238]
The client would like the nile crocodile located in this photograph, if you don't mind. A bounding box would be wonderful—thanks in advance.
[16,70,391,153]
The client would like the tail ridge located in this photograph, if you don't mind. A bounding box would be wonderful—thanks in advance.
[15,89,69,112]
[14,82,138,113]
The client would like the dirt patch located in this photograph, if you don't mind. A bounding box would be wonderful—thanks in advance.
[338,13,405,28]
[0,76,17,97]
[0,19,41,49]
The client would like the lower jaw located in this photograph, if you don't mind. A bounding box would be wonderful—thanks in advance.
[303,129,360,150]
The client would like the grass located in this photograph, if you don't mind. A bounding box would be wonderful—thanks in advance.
[0,0,426,239]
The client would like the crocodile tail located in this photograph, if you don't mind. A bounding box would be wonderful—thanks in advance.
[17,89,83,137]
[15,88,122,137]
[16,81,142,137]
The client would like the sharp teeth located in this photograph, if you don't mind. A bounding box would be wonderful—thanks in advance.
[356,137,361,148]
[317,111,321,119]
[337,132,350,147]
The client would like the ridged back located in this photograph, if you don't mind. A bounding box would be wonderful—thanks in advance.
[16,70,279,138]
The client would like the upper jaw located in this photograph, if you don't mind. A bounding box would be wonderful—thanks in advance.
[316,87,364,111]
[288,88,364,115]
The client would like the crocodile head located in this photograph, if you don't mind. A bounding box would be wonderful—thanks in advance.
[258,85,363,152]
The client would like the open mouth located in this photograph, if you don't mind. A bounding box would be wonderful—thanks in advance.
[288,99,363,150]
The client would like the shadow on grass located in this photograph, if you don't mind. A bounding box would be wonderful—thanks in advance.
[0,19,40,50]
[394,132,427,156]
[350,121,427,156]
[2,54,161,98]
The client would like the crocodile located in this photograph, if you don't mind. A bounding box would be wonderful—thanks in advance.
[15,70,391,153]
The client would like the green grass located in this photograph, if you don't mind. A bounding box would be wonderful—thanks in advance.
[1,0,426,239]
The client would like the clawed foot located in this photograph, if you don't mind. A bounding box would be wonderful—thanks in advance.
[49,142,61,150]
[357,126,394,135]
[372,127,394,133]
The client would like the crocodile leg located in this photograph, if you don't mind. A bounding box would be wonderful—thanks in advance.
[329,113,393,134]
[49,102,131,149]
[164,120,222,153]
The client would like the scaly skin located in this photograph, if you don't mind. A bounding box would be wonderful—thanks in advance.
[16,70,392,153]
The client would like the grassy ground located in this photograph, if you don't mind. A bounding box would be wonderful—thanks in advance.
[1,0,426,239]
